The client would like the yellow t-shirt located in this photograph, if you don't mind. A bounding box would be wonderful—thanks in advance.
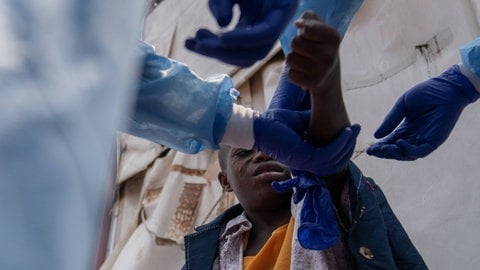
[243,218,294,270]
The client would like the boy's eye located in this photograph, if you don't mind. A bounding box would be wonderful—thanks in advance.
[233,149,252,157]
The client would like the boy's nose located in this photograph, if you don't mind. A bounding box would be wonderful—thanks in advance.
[252,151,272,162]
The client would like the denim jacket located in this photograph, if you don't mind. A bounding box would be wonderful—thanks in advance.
[182,162,428,270]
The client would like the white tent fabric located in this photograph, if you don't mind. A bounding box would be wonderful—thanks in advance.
[339,0,480,269]
[102,0,480,269]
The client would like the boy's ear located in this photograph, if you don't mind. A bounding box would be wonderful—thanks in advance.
[218,171,233,192]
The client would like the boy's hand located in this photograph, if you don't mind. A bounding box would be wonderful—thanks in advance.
[286,11,341,92]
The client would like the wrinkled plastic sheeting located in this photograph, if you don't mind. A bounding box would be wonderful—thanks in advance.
[340,0,479,91]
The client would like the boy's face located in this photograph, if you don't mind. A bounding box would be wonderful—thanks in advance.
[219,147,292,212]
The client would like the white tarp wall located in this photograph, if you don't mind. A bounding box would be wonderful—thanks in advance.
[338,0,480,269]
[103,0,480,269]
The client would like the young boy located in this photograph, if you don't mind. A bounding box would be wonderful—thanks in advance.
[182,12,427,270]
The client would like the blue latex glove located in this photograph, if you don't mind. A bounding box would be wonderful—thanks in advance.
[254,109,361,176]
[185,0,298,67]
[367,65,480,160]
[272,171,338,250]
[268,65,311,111]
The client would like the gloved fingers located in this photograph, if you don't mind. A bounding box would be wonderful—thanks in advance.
[313,124,360,163]
[372,120,422,159]
[331,131,358,171]
[366,143,413,160]
[366,143,396,159]
[350,123,362,137]
[396,139,434,159]
[185,29,220,52]
[221,9,286,47]
[253,110,313,169]
[366,143,380,156]
[195,28,219,40]
[316,136,356,176]
[208,0,235,27]
[374,97,407,139]
[368,118,410,159]
[268,66,311,110]
[289,125,357,176]
[326,124,360,164]
[262,109,311,134]
[185,31,271,66]
[271,178,296,192]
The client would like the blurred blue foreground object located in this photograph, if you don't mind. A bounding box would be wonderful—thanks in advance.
[0,0,144,269]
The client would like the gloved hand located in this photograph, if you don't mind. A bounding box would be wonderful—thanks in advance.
[254,109,361,176]
[272,171,338,250]
[367,65,480,160]
[185,0,298,67]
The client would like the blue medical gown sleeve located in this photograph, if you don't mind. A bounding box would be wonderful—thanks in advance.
[0,1,144,269]
[460,38,480,80]
[280,0,364,55]
[126,45,238,154]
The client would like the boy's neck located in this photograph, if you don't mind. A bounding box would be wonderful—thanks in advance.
[243,207,291,256]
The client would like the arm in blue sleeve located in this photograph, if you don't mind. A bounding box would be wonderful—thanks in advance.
[280,0,364,55]
[460,38,480,93]
[125,43,238,154]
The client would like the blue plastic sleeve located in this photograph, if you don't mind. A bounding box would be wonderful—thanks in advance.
[460,38,480,79]
[280,0,364,55]
[126,47,237,154]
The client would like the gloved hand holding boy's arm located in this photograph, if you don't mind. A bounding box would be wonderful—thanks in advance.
[367,38,480,161]
[221,104,360,175]
[129,41,359,165]
[264,12,359,250]
[238,12,360,175]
